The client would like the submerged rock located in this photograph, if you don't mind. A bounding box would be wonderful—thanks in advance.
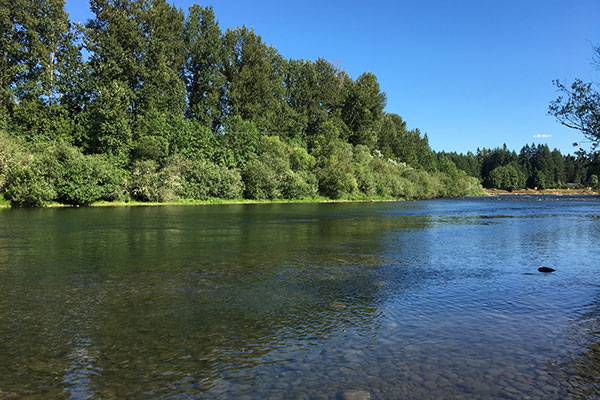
[338,390,371,400]
[27,360,45,372]
[538,267,555,273]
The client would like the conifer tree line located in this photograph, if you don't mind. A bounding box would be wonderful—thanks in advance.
[2,0,482,206]
[439,144,600,191]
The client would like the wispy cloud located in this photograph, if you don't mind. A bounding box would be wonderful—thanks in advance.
[533,134,552,138]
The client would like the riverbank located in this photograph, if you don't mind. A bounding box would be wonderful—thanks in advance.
[0,195,402,209]
[0,191,489,209]
[483,188,598,196]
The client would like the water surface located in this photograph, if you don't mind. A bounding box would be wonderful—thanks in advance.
[1,196,599,399]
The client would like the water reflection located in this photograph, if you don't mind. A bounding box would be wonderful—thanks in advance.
[0,197,599,398]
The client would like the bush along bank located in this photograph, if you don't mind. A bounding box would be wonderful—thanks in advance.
[0,132,483,208]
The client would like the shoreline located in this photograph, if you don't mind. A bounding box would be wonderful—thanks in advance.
[2,189,597,209]
[0,196,412,209]
[483,188,598,196]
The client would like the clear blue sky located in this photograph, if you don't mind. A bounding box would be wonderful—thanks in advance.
[65,0,600,155]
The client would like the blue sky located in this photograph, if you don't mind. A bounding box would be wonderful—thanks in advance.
[65,0,600,155]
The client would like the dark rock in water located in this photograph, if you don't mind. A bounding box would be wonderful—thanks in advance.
[338,390,371,400]
[538,267,555,273]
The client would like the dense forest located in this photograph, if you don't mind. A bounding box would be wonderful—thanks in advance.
[0,0,484,207]
[439,144,600,191]
[1,1,597,207]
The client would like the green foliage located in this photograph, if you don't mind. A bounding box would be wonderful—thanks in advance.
[1,137,127,206]
[85,80,133,163]
[318,166,358,199]
[4,164,56,207]
[1,0,77,140]
[242,136,317,199]
[129,159,181,202]
[316,139,357,198]
[181,158,243,199]
[49,144,127,205]
[590,174,599,190]
[550,77,600,151]
[185,5,226,131]
[0,132,55,207]
[224,116,259,167]
[342,73,386,148]
[290,145,316,171]
[242,159,281,199]
[369,158,408,198]
[282,171,318,199]
[487,164,526,191]
[0,131,26,191]
[532,169,547,190]
[0,0,487,206]
[132,110,174,162]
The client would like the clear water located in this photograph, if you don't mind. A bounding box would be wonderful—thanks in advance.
[1,196,599,399]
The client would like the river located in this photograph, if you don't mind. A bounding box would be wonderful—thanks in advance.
[1,196,599,399]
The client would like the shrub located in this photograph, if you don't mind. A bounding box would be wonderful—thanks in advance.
[0,131,26,192]
[282,170,318,199]
[44,144,128,205]
[3,158,57,207]
[318,165,358,198]
[242,159,281,199]
[181,158,243,200]
[129,160,182,202]
[316,139,357,198]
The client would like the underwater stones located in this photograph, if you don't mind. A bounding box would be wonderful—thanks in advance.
[538,267,555,273]
[27,360,45,372]
[338,390,371,400]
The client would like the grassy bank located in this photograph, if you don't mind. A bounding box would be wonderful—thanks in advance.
[0,192,489,209]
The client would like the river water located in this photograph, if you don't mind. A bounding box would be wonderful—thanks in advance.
[1,196,599,399]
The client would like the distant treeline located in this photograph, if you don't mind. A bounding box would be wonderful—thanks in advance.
[0,0,482,206]
[439,144,600,191]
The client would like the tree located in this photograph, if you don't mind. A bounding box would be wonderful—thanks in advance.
[487,164,526,191]
[1,0,79,139]
[549,45,600,150]
[85,0,186,163]
[342,72,386,148]
[222,26,282,131]
[184,5,225,131]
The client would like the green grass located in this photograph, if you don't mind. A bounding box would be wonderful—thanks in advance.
[1,192,488,209]
[0,194,9,207]
[87,195,404,208]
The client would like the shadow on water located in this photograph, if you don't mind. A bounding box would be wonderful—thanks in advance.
[0,203,432,398]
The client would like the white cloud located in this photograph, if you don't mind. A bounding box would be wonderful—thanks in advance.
[533,134,552,138]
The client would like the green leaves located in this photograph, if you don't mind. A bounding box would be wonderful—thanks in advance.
[550,78,600,151]
[487,164,526,191]
[0,0,488,206]
[185,5,225,130]
[549,45,600,151]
